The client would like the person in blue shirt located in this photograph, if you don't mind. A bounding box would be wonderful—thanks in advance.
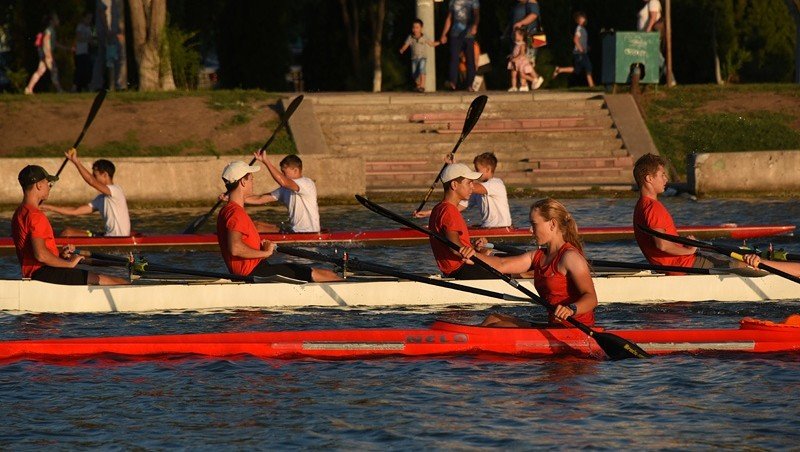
[439,0,480,91]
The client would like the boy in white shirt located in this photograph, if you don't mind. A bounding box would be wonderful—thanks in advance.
[244,153,321,233]
[41,151,131,237]
[415,152,512,228]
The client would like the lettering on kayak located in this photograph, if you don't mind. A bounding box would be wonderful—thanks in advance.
[405,334,468,344]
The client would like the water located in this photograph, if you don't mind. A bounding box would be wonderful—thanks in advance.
[1,197,799,448]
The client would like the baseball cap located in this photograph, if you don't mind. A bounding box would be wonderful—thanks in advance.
[441,163,482,183]
[18,165,58,187]
[221,161,260,184]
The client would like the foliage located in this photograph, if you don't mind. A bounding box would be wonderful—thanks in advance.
[162,23,201,90]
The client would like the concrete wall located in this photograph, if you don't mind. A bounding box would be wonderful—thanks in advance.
[689,151,800,195]
[604,93,659,160]
[0,155,365,204]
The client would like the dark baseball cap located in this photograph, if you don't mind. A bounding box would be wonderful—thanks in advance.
[18,165,58,187]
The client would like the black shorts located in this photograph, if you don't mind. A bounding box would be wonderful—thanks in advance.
[693,253,731,269]
[250,260,314,282]
[31,266,89,285]
[444,263,496,280]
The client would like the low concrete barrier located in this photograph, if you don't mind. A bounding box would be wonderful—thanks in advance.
[688,151,800,195]
[0,155,365,204]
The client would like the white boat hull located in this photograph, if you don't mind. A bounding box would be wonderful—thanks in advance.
[0,272,797,314]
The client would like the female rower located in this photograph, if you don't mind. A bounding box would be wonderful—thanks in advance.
[743,253,800,277]
[459,198,597,327]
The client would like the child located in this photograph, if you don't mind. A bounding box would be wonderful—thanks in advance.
[414,152,512,228]
[507,28,541,91]
[399,18,438,92]
[553,12,595,87]
[243,153,320,233]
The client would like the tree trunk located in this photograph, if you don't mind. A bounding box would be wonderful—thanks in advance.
[128,0,174,91]
[711,11,724,85]
[339,0,361,76]
[787,0,800,83]
[371,0,385,92]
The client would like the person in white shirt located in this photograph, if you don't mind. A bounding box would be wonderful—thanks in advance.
[243,153,321,233]
[41,151,131,237]
[415,152,512,228]
[637,0,662,32]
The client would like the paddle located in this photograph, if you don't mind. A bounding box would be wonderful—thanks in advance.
[277,246,529,302]
[413,95,488,215]
[356,195,651,360]
[181,94,305,234]
[54,89,108,179]
[635,223,800,285]
[76,250,273,283]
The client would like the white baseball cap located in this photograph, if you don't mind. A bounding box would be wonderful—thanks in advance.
[221,161,260,184]
[441,163,483,183]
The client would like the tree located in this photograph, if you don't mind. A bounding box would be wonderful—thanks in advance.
[128,0,174,90]
[788,0,800,83]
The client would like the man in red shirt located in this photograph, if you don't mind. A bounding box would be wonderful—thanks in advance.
[216,160,341,282]
[632,154,728,271]
[428,163,495,279]
[12,165,128,285]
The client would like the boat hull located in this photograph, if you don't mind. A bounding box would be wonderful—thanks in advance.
[0,224,793,253]
[1,319,798,361]
[0,272,798,313]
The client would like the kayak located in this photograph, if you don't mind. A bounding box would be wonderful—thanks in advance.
[2,316,799,361]
[0,223,793,253]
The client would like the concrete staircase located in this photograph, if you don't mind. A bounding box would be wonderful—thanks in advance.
[303,92,636,193]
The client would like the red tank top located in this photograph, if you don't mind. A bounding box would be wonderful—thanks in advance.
[530,242,595,326]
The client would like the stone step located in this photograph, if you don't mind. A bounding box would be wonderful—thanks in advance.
[326,128,620,146]
[312,99,606,114]
[308,91,602,106]
[365,147,630,162]
[317,109,611,125]
[332,138,624,155]
[325,116,616,133]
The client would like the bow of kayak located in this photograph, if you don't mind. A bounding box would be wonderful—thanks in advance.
[2,316,800,362]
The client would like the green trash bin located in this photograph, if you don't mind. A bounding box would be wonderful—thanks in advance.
[602,32,661,85]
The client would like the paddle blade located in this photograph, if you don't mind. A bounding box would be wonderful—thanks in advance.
[592,331,651,360]
[73,89,107,149]
[182,212,211,234]
[460,95,488,138]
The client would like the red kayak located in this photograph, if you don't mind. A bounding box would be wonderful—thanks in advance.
[2,317,799,362]
[0,223,793,253]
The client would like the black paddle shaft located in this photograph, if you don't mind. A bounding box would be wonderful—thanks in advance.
[636,223,800,285]
[357,195,651,360]
[182,95,305,234]
[55,89,108,178]
[414,95,488,214]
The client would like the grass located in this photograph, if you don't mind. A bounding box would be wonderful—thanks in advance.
[642,84,800,176]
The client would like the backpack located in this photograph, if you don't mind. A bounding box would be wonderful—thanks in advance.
[34,32,43,48]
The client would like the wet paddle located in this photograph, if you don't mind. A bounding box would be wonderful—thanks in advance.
[636,223,800,285]
[54,89,108,179]
[182,94,305,234]
[413,95,488,215]
[277,246,529,303]
[357,195,651,360]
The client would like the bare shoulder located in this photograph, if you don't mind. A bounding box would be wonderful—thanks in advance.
[561,248,590,272]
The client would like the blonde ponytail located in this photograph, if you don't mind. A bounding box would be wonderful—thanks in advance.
[530,198,584,254]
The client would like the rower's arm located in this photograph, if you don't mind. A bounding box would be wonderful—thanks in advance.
[475,250,533,274]
[264,160,300,192]
[560,250,598,315]
[652,228,697,255]
[69,154,112,196]
[226,230,272,259]
[31,237,81,268]
[244,193,277,206]
[41,203,94,216]
[471,182,487,195]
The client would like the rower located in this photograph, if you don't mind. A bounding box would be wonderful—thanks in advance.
[12,165,129,286]
[458,198,597,327]
[216,161,341,282]
[427,163,496,279]
[414,152,512,228]
[40,149,130,237]
[242,152,320,234]
[632,153,739,273]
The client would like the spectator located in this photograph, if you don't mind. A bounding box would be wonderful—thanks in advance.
[553,12,595,88]
[507,0,543,90]
[440,0,480,91]
[507,28,538,91]
[25,13,69,94]
[637,0,663,32]
[72,12,94,92]
[399,18,438,92]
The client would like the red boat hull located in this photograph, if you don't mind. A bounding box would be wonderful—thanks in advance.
[2,318,799,361]
[0,224,793,253]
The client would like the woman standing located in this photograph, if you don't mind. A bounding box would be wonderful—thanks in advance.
[25,13,68,94]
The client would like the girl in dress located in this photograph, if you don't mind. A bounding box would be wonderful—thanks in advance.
[507,28,539,91]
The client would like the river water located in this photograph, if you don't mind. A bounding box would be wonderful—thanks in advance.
[1,197,799,448]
